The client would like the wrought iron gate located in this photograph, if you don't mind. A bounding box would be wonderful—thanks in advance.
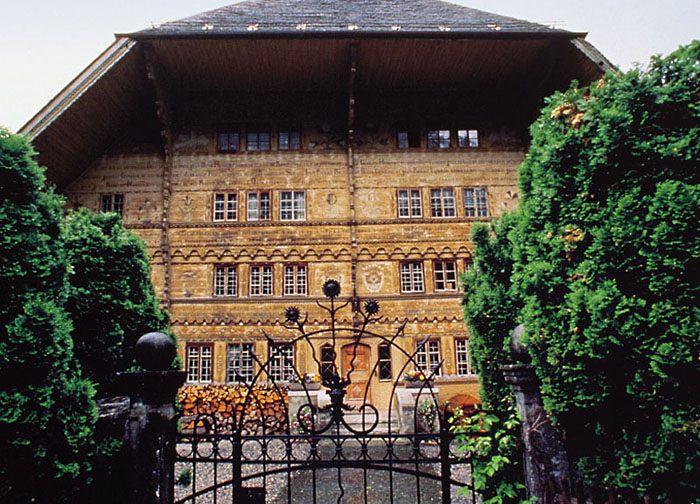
[173,280,479,503]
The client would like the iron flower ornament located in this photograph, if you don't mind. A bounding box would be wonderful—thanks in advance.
[363,299,380,316]
[284,306,301,322]
[322,279,341,299]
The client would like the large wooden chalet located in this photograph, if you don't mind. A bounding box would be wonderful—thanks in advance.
[20,0,612,407]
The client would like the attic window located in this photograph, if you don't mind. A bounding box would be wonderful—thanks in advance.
[247,126,271,151]
[427,129,451,149]
[397,123,420,148]
[218,130,240,153]
[457,129,479,148]
[279,126,301,150]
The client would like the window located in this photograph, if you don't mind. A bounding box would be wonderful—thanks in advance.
[430,188,456,217]
[378,344,392,381]
[415,340,441,376]
[250,265,273,296]
[186,344,213,383]
[434,261,457,291]
[213,192,237,221]
[397,124,420,148]
[279,126,301,151]
[463,187,489,217]
[464,259,473,273]
[268,343,295,381]
[458,129,479,148]
[455,339,474,376]
[400,262,424,293]
[214,265,237,296]
[427,129,451,149]
[247,126,271,151]
[284,264,307,295]
[280,191,306,221]
[397,189,422,218]
[321,345,335,380]
[247,191,271,221]
[101,194,124,216]
[227,343,255,383]
[218,130,240,153]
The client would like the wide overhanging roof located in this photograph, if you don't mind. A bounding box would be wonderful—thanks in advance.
[20,0,615,190]
[126,0,577,38]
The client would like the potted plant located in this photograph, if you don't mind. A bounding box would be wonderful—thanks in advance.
[403,369,432,388]
[289,372,322,391]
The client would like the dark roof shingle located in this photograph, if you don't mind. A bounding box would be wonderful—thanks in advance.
[130,0,574,37]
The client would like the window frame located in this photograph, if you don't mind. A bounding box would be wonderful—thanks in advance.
[280,190,306,221]
[457,129,479,148]
[463,187,489,217]
[415,339,441,377]
[400,261,425,293]
[397,188,422,218]
[430,188,456,218]
[455,339,474,376]
[101,194,124,216]
[213,264,237,297]
[433,260,458,292]
[320,345,335,380]
[250,264,274,296]
[283,263,308,296]
[246,125,271,152]
[268,342,295,382]
[278,125,301,151]
[213,192,238,222]
[186,343,213,383]
[218,128,241,153]
[247,191,271,221]
[226,342,256,383]
[427,128,451,149]
[378,343,392,381]
[396,123,421,149]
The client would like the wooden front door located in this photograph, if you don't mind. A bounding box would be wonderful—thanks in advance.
[341,343,371,403]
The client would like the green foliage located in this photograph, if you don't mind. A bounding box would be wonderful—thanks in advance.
[462,212,522,411]
[512,41,700,499]
[451,407,532,504]
[460,213,527,502]
[0,129,96,503]
[462,41,700,500]
[63,209,171,395]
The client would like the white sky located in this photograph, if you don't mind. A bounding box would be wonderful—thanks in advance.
[1,0,698,133]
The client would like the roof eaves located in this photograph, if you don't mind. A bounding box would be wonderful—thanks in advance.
[19,38,137,139]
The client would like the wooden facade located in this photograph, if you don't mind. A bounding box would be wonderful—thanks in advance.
[21,0,612,407]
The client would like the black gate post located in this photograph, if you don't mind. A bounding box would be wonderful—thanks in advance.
[232,428,243,502]
[118,332,185,504]
[440,417,452,504]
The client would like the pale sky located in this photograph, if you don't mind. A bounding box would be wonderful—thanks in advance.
[1,0,698,133]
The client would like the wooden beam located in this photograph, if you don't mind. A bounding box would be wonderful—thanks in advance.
[347,41,359,319]
[143,43,175,311]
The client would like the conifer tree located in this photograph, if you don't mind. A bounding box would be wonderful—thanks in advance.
[0,130,96,503]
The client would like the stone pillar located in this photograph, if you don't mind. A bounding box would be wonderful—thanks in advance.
[502,325,571,502]
[395,387,439,434]
[117,332,186,504]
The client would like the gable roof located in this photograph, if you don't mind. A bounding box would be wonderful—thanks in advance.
[127,0,579,38]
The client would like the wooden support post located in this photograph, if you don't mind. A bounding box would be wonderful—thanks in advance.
[143,43,174,311]
[347,41,359,320]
